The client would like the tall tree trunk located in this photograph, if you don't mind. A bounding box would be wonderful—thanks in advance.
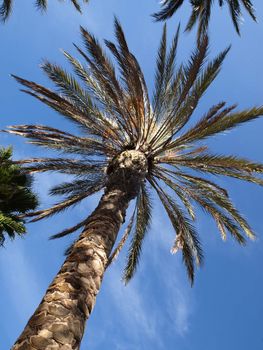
[12,185,133,350]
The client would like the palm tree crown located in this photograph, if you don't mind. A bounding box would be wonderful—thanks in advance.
[0,0,89,21]
[8,20,263,283]
[0,147,38,245]
[153,0,257,38]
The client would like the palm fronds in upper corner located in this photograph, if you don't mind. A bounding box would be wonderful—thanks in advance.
[0,0,89,21]
[153,0,257,38]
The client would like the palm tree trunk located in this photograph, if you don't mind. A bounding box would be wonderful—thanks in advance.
[12,185,133,350]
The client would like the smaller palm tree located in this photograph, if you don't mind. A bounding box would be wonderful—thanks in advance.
[0,0,89,21]
[153,0,257,38]
[0,147,38,245]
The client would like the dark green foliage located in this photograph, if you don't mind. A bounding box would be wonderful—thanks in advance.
[153,0,257,38]
[8,22,263,283]
[0,147,38,245]
[0,0,89,21]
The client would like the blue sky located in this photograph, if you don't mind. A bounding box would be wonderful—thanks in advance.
[1,1,263,349]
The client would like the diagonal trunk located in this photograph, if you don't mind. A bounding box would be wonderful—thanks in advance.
[12,185,133,350]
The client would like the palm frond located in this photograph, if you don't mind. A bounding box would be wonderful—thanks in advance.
[150,35,209,149]
[50,216,91,239]
[49,175,104,196]
[25,187,100,223]
[228,1,241,33]
[153,0,185,21]
[0,0,11,21]
[158,167,229,197]
[167,45,230,140]
[185,189,246,244]
[107,207,136,267]
[195,0,213,40]
[123,183,152,283]
[11,75,99,133]
[150,179,203,284]
[35,0,47,11]
[154,168,196,220]
[0,212,26,245]
[76,28,133,134]
[17,157,106,175]
[41,61,94,111]
[152,23,167,116]
[7,124,114,156]
[152,24,180,115]
[185,3,200,32]
[112,18,151,144]
[0,0,89,21]
[203,187,255,240]
[11,74,124,146]
[167,106,263,154]
[241,0,256,20]
[153,0,257,37]
[161,153,263,174]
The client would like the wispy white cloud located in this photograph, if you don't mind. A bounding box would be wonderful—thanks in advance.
[0,240,42,323]
[107,266,157,339]
[94,208,194,349]
[163,272,192,337]
[149,212,194,337]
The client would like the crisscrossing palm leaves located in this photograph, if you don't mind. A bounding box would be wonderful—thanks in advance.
[0,147,38,245]
[153,0,257,38]
[8,20,263,284]
[0,0,89,21]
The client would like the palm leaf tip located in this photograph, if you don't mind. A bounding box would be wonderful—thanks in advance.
[123,184,152,284]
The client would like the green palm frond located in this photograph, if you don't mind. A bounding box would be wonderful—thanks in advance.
[0,212,26,245]
[185,190,246,244]
[123,183,152,283]
[8,22,263,283]
[153,168,196,220]
[49,175,104,196]
[15,157,106,175]
[150,42,230,155]
[27,178,104,223]
[152,24,180,118]
[153,0,185,21]
[150,179,203,283]
[0,0,11,20]
[0,0,89,21]
[153,0,257,38]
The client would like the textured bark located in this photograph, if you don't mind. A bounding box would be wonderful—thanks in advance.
[12,150,147,350]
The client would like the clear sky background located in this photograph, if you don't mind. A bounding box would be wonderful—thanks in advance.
[1,1,263,349]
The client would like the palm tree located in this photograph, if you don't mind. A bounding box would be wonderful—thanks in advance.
[7,20,263,349]
[0,147,38,245]
[0,0,89,21]
[153,0,257,38]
